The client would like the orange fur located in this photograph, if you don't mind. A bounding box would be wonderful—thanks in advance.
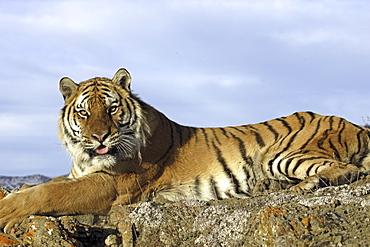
[1,68,369,232]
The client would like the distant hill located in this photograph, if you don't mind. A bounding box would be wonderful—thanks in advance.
[0,174,52,190]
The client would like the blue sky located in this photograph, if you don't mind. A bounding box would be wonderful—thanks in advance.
[1,0,370,176]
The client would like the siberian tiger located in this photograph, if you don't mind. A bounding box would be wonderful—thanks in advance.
[0,68,369,233]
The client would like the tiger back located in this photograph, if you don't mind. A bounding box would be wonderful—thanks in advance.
[59,68,370,203]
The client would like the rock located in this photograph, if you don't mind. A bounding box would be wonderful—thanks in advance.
[1,175,370,246]
[0,188,10,200]
[0,234,21,246]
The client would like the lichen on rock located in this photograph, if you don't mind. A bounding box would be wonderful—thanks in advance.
[0,175,370,246]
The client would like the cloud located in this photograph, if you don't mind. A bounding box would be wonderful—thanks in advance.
[0,113,57,137]
[1,0,370,176]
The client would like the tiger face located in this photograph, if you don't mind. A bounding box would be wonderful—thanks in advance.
[58,69,150,176]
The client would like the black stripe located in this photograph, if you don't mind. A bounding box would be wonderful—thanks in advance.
[62,106,80,143]
[69,105,81,133]
[82,83,95,92]
[306,162,319,176]
[306,111,316,122]
[175,124,183,146]
[267,122,299,177]
[100,87,111,92]
[156,111,166,126]
[118,98,130,126]
[119,121,130,128]
[283,156,298,176]
[81,90,90,97]
[294,112,306,126]
[246,125,258,131]
[344,140,350,157]
[193,127,199,142]
[63,125,79,144]
[299,118,322,150]
[228,132,251,172]
[356,129,364,155]
[241,125,265,147]
[292,156,326,175]
[189,127,198,143]
[100,92,112,98]
[77,91,90,107]
[297,112,307,129]
[194,176,202,198]
[277,118,292,132]
[242,166,253,188]
[154,119,175,164]
[211,128,222,145]
[262,121,279,141]
[276,131,300,156]
[328,116,334,128]
[337,118,345,146]
[301,149,333,157]
[230,126,246,135]
[210,177,223,200]
[220,128,229,138]
[328,139,340,160]
[317,116,334,151]
[251,129,265,147]
[201,128,210,148]
[354,153,369,166]
[125,98,136,125]
[315,161,329,174]
[317,135,328,151]
[350,129,365,162]
[212,142,248,196]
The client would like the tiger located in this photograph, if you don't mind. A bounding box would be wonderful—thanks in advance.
[0,68,369,233]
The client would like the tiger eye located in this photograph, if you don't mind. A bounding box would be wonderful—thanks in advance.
[78,110,88,118]
[109,106,118,114]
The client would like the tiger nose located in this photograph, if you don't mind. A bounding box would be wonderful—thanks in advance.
[91,131,109,142]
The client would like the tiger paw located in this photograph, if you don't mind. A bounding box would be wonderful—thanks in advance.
[0,191,35,233]
[291,176,321,194]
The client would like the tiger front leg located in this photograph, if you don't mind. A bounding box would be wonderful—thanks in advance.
[0,172,118,233]
[292,163,360,193]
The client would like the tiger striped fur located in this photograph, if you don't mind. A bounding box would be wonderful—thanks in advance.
[0,68,369,232]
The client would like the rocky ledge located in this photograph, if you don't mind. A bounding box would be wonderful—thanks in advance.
[1,175,370,247]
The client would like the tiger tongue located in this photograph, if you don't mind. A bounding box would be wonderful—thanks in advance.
[95,146,109,155]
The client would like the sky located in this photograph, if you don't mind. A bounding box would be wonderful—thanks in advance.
[1,0,370,177]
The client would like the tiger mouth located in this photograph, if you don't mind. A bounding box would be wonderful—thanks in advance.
[89,145,117,157]
[95,145,110,155]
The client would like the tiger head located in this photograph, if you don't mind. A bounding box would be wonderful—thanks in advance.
[58,69,150,176]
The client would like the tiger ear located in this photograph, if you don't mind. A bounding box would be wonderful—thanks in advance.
[112,68,132,92]
[59,77,78,101]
